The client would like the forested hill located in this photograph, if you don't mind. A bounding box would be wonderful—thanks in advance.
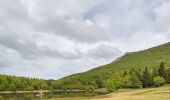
[52,42,170,90]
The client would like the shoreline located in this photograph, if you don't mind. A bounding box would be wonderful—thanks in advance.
[0,90,51,94]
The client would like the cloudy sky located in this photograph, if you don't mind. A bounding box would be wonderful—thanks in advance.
[0,0,170,79]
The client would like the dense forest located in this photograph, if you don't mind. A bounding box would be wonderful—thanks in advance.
[0,75,53,91]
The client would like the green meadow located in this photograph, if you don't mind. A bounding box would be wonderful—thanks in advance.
[52,85,170,100]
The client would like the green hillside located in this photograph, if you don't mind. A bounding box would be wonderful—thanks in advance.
[52,42,170,90]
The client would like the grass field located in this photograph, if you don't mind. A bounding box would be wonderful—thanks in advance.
[54,85,170,100]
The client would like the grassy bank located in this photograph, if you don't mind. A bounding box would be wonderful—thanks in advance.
[51,85,170,100]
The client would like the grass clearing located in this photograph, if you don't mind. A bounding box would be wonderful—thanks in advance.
[51,85,170,100]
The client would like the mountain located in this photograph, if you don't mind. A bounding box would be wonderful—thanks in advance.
[53,42,170,89]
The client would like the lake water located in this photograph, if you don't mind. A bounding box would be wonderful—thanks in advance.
[0,91,105,100]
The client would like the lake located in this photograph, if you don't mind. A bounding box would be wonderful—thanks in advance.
[0,91,106,100]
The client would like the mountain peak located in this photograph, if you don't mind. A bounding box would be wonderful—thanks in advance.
[165,42,170,45]
[156,42,170,48]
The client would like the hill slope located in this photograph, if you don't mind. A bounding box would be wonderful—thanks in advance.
[55,42,170,87]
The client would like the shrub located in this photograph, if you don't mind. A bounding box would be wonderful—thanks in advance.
[8,83,16,91]
[153,76,166,87]
[104,74,122,92]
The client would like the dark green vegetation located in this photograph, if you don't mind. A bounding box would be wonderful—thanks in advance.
[0,75,53,91]
[52,42,170,92]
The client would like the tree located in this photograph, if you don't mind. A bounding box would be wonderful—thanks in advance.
[135,68,143,83]
[122,75,132,88]
[112,73,123,89]
[166,68,170,83]
[143,67,152,87]
[0,84,6,91]
[152,68,159,78]
[153,76,166,87]
[8,83,16,91]
[104,73,122,92]
[0,75,50,91]
[123,71,128,76]
[158,62,167,79]
[104,79,117,92]
[52,81,63,89]
[95,79,103,88]
[130,71,142,88]
[0,77,8,91]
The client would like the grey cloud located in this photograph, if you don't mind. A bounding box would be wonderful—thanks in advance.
[0,33,81,60]
[0,0,29,24]
[34,16,108,43]
[85,0,168,40]
[25,0,109,43]
[0,45,19,67]
[0,33,44,59]
[153,1,170,32]
[87,44,122,59]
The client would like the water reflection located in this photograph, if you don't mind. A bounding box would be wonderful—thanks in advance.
[0,91,105,100]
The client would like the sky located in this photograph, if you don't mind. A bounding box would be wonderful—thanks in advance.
[0,0,170,79]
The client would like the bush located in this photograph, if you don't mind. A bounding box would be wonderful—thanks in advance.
[26,86,34,91]
[0,85,6,91]
[8,84,16,91]
[153,76,166,87]
[52,81,63,89]
[104,75,122,92]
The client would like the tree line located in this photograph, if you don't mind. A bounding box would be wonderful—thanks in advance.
[0,75,52,91]
[104,62,170,92]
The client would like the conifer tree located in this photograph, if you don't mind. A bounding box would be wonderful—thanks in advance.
[135,68,143,82]
[158,62,167,79]
[143,67,152,87]
[152,68,159,77]
[123,71,128,77]
[130,71,142,88]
